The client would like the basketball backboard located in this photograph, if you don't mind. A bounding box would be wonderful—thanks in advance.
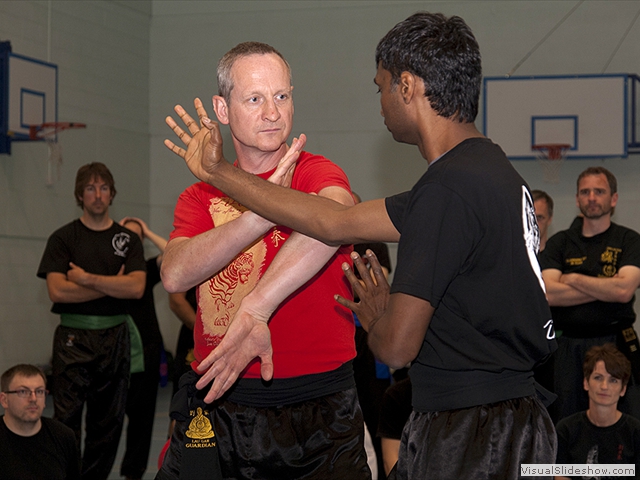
[0,41,58,154]
[482,74,640,160]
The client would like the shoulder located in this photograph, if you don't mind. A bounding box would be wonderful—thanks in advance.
[619,412,640,430]
[556,411,588,432]
[41,417,75,436]
[610,223,640,239]
[292,151,350,193]
[49,219,82,238]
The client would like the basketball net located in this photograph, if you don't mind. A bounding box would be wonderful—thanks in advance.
[46,138,63,186]
[28,122,86,186]
[533,144,570,184]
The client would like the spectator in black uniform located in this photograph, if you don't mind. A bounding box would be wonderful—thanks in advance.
[37,162,146,480]
[0,364,80,480]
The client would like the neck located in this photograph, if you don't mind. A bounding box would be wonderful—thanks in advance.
[419,119,484,165]
[3,414,42,437]
[582,216,611,237]
[234,143,288,174]
[586,405,621,427]
[80,211,113,231]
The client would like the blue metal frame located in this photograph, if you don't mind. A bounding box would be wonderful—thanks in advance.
[482,73,633,160]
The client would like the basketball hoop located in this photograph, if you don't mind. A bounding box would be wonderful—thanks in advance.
[28,122,86,185]
[532,143,570,184]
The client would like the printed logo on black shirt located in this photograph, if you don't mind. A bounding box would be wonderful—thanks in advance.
[112,232,130,258]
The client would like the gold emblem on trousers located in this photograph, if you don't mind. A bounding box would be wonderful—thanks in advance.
[184,407,216,449]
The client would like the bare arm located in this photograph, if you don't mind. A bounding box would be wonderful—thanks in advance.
[169,291,196,330]
[561,265,640,303]
[164,98,400,246]
[381,438,401,477]
[66,262,146,299]
[542,268,597,307]
[195,185,356,401]
[161,202,280,293]
[46,271,107,303]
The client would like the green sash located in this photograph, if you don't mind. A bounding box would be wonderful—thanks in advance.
[60,313,145,374]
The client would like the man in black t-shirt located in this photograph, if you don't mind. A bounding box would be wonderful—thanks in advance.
[37,163,146,480]
[0,364,79,480]
[163,12,557,480]
[540,167,640,422]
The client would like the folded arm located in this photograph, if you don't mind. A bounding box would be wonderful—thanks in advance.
[542,268,598,306]
[161,211,275,293]
[195,185,355,402]
[48,264,146,302]
[561,265,640,304]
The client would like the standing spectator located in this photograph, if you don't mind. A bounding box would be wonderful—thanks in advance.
[0,364,80,480]
[541,166,640,421]
[119,217,167,480]
[532,189,554,252]
[37,162,146,480]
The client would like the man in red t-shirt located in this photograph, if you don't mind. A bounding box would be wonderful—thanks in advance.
[157,42,370,480]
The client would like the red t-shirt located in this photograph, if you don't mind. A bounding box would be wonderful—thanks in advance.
[170,152,355,378]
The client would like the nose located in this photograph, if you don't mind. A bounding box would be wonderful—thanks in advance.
[263,99,281,122]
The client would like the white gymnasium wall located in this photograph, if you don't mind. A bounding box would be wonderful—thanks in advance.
[0,0,152,374]
[1,0,639,374]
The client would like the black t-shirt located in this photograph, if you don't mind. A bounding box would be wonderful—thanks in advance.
[540,220,640,334]
[0,416,80,480]
[128,256,163,346]
[386,137,556,412]
[556,411,640,478]
[37,219,146,316]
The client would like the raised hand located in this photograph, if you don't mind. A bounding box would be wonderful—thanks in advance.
[266,134,307,188]
[195,302,274,403]
[335,250,390,332]
[164,98,226,184]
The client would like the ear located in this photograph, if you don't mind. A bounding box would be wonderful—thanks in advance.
[0,392,8,409]
[399,71,417,105]
[583,377,589,391]
[611,192,619,208]
[620,384,627,397]
[212,95,230,125]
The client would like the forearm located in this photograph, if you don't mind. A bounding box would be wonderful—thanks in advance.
[161,211,274,292]
[239,232,340,320]
[544,280,598,306]
[80,271,146,299]
[47,273,106,303]
[562,273,637,303]
[209,161,398,244]
[169,293,197,330]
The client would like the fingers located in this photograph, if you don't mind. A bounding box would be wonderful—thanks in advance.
[334,294,358,312]
[163,138,187,158]
[363,250,388,288]
[194,98,210,127]
[173,104,201,136]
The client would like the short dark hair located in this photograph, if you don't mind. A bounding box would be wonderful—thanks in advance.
[375,12,482,123]
[1,364,47,391]
[217,42,291,104]
[531,190,554,217]
[577,166,617,195]
[74,162,116,208]
[583,343,631,387]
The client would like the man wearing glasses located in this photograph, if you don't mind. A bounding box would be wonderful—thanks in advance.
[0,364,79,480]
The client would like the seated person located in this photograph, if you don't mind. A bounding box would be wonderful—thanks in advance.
[555,343,640,479]
[0,364,79,480]
[377,377,412,477]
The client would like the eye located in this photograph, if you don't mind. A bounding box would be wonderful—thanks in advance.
[275,93,289,101]
[248,96,259,104]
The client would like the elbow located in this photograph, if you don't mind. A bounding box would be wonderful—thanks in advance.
[616,289,635,304]
[161,265,184,294]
